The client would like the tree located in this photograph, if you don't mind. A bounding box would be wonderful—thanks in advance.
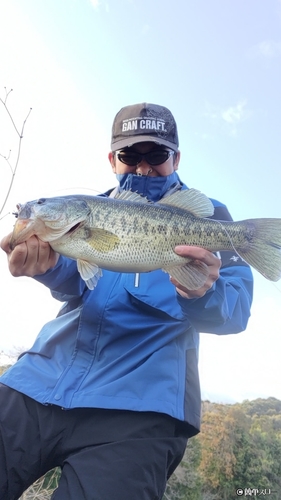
[0,87,31,218]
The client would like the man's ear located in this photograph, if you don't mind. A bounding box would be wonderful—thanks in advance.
[108,152,116,173]
[174,150,181,171]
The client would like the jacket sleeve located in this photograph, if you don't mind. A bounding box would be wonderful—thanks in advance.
[177,199,254,334]
[33,255,87,301]
[177,264,253,334]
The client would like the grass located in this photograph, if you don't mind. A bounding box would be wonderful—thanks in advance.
[19,469,60,499]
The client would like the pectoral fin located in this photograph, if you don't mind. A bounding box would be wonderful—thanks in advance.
[163,260,209,290]
[77,260,103,290]
[88,228,120,253]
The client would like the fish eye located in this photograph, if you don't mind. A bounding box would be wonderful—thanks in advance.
[37,198,46,205]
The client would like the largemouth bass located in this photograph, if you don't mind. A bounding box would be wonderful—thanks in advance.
[9,189,281,290]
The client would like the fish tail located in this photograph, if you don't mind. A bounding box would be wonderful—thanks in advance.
[235,218,281,281]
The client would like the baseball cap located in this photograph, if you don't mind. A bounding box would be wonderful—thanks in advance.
[111,103,179,152]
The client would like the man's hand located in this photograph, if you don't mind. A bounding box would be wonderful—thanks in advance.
[171,246,221,299]
[0,233,59,277]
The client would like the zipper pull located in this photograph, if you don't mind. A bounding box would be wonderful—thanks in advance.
[134,273,140,287]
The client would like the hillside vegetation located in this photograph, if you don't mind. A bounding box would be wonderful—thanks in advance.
[165,398,281,499]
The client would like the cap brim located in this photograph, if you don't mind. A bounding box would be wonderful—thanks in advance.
[111,135,179,152]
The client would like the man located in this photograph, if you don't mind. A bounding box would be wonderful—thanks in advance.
[0,103,253,499]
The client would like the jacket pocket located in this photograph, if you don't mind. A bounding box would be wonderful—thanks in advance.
[123,270,186,321]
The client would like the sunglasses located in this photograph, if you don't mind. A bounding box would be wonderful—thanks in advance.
[116,149,175,167]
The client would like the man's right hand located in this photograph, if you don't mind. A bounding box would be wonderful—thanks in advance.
[0,233,59,277]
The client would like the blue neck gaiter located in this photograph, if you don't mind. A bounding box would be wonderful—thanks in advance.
[115,171,182,202]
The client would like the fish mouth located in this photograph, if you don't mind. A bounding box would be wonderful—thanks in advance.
[9,219,34,250]
[9,219,84,251]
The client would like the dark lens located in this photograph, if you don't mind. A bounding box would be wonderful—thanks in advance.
[117,152,141,166]
[146,150,170,165]
[116,149,173,166]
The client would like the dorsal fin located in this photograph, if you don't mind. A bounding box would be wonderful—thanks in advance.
[114,190,150,204]
[157,189,214,218]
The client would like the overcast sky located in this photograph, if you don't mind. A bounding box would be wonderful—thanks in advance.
[0,0,281,403]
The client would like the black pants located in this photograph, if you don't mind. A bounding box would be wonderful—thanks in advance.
[0,384,187,500]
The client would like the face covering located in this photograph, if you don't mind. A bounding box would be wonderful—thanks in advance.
[116,171,182,202]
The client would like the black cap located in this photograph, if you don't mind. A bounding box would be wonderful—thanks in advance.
[111,103,179,152]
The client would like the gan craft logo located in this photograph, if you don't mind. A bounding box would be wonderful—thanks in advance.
[122,117,167,132]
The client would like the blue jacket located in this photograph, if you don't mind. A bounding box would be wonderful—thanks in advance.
[0,172,253,436]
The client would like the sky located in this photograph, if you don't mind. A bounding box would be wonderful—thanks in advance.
[0,0,280,403]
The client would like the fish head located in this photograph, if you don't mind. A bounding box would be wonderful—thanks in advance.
[10,195,91,249]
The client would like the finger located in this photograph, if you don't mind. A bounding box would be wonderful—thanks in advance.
[0,233,13,254]
[174,246,219,265]
[24,236,41,263]
[24,237,58,274]
[36,239,59,270]
[6,242,29,276]
[175,247,221,276]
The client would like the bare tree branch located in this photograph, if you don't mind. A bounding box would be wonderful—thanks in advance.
[0,87,32,218]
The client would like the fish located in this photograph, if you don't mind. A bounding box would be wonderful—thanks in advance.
[9,188,281,290]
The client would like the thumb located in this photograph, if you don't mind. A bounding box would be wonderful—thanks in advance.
[0,233,13,255]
